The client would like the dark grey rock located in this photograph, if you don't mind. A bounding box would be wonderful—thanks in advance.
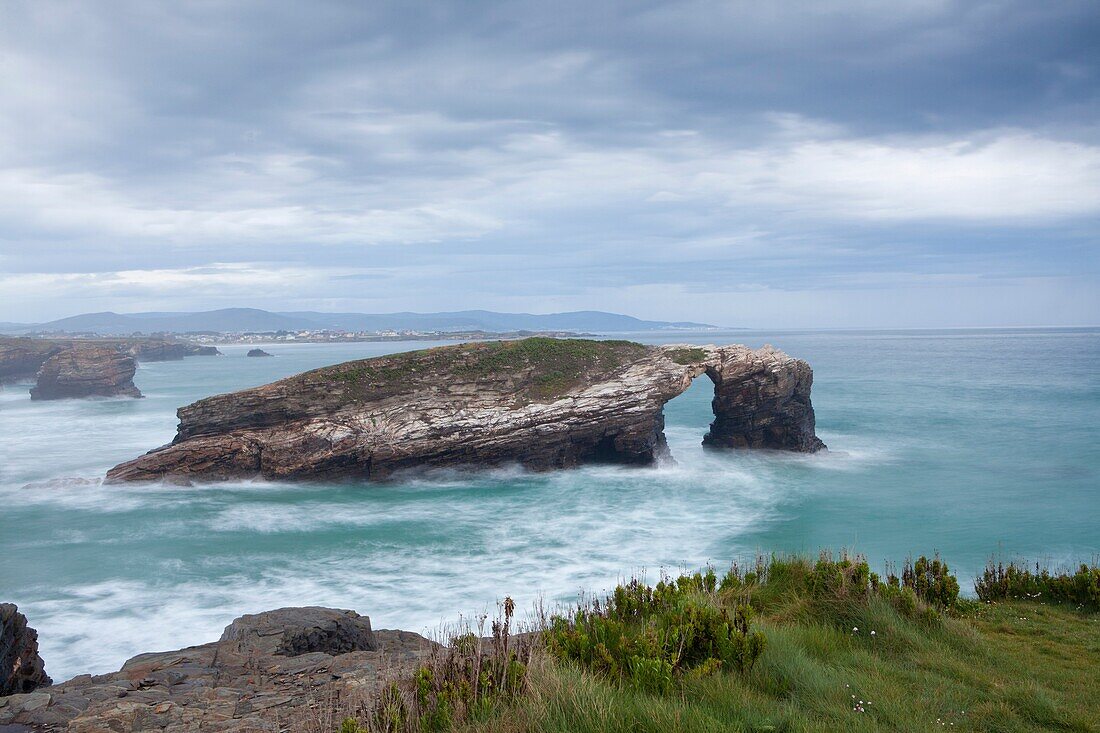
[219,607,376,656]
[0,608,431,733]
[0,605,50,696]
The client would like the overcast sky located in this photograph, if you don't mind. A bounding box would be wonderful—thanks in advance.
[1,1,1098,327]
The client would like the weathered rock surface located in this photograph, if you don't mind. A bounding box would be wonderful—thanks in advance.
[30,347,142,400]
[126,342,221,361]
[107,338,823,484]
[245,348,272,357]
[0,605,50,696]
[219,607,376,656]
[0,340,64,383]
[0,607,434,732]
[0,338,218,383]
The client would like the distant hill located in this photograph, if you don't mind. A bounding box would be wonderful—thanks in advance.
[2,308,718,335]
[278,310,717,333]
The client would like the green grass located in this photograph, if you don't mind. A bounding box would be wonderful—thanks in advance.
[326,337,648,403]
[667,347,708,365]
[457,556,1100,733]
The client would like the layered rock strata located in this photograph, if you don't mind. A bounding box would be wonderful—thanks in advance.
[0,338,218,383]
[0,339,64,383]
[126,342,220,361]
[107,338,823,484]
[30,347,142,400]
[0,604,51,697]
[0,606,433,732]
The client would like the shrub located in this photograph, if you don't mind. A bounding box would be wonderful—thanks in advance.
[975,560,1100,610]
[544,572,767,693]
[899,555,960,609]
[806,551,872,601]
[341,597,532,733]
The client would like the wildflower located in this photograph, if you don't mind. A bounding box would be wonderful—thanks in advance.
[852,626,858,633]
[870,630,876,636]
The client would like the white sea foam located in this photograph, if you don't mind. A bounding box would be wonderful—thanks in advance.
[6,334,1098,684]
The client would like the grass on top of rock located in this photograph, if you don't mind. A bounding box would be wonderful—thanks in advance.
[331,552,1098,733]
[329,338,648,403]
[666,347,708,365]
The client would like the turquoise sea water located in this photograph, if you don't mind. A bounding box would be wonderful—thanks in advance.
[1,328,1098,680]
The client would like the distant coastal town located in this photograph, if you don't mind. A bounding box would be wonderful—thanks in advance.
[15,328,593,345]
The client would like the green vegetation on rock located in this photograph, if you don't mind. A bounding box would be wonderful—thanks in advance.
[328,337,648,403]
[667,347,708,365]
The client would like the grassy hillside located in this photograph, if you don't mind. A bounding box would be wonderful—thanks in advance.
[337,555,1099,733]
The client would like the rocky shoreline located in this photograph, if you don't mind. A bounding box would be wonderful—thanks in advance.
[107,338,824,483]
[0,604,434,732]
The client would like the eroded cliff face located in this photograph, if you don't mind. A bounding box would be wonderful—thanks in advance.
[0,603,50,697]
[0,339,64,383]
[0,337,218,383]
[30,347,143,400]
[106,338,824,483]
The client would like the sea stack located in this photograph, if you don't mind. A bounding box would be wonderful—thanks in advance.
[107,338,823,483]
[30,347,143,400]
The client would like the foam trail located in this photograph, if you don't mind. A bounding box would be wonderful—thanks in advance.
[5,332,1099,681]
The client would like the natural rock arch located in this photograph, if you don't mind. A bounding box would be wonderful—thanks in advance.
[106,339,824,484]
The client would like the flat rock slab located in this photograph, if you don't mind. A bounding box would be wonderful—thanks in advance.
[0,608,437,732]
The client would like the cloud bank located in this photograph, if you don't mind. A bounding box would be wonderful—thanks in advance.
[1,0,1098,326]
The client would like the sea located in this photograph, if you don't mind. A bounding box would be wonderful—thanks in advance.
[1,328,1097,681]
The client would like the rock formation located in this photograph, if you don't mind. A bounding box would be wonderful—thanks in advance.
[127,342,221,361]
[220,607,376,656]
[0,604,51,696]
[30,347,143,400]
[107,338,823,484]
[246,348,273,357]
[0,607,433,732]
[0,339,64,383]
[0,337,218,382]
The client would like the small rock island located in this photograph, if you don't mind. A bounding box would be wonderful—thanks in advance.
[107,338,823,483]
[246,348,273,357]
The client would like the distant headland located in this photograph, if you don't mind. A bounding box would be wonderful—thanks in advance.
[0,308,720,338]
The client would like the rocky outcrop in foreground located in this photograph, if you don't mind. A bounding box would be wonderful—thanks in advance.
[30,347,142,400]
[0,607,434,732]
[0,604,50,697]
[107,338,823,483]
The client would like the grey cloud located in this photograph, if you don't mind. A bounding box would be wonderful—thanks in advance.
[0,0,1097,326]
